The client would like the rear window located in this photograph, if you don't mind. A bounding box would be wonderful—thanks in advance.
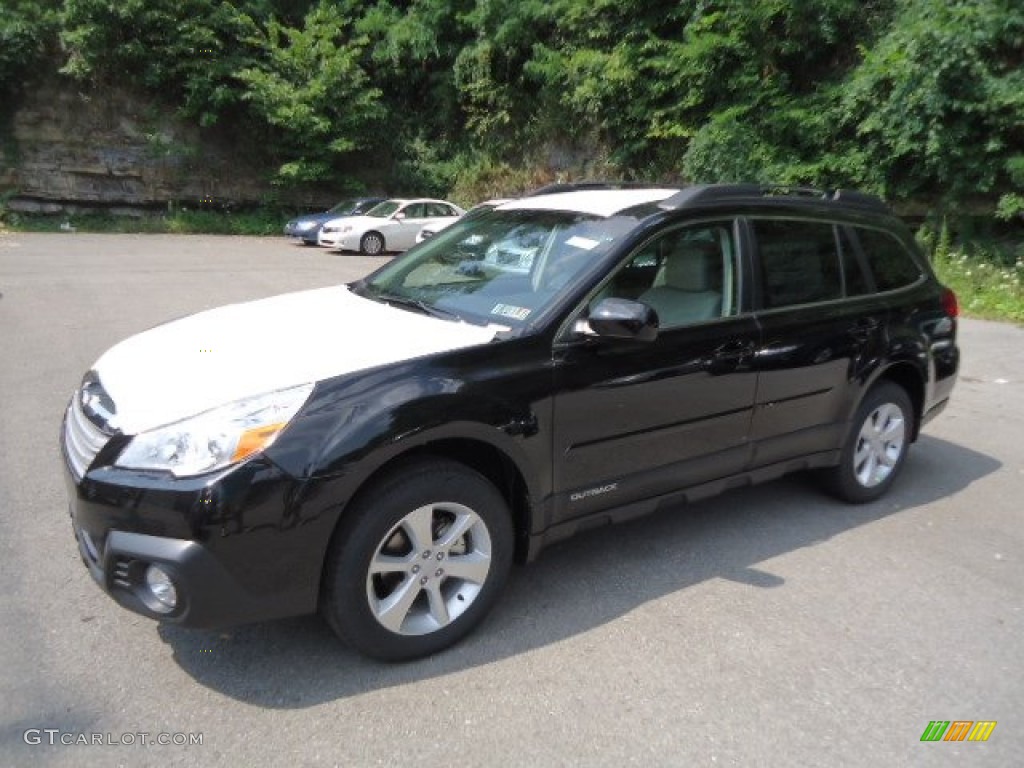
[855,228,923,291]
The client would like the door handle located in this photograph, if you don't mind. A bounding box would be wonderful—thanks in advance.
[849,317,880,342]
[705,340,755,373]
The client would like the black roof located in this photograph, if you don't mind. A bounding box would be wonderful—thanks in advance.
[659,184,889,214]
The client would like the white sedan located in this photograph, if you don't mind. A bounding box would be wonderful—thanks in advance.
[318,198,465,255]
[415,198,514,244]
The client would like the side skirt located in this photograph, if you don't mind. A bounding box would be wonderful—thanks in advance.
[524,450,841,561]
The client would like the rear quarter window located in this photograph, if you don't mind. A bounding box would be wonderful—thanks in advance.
[855,227,923,291]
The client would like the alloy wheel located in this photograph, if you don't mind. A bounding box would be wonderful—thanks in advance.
[852,402,906,488]
[366,502,492,636]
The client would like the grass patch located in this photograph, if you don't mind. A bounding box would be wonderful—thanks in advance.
[165,209,284,235]
[920,221,1024,324]
[0,207,287,236]
[932,247,1024,324]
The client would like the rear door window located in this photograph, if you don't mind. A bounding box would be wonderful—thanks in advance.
[753,219,842,309]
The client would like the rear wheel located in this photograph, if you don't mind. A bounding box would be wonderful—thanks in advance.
[360,231,385,255]
[827,381,913,503]
[321,459,513,660]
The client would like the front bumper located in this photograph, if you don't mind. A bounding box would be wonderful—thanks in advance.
[318,232,357,250]
[285,222,317,236]
[64,458,337,629]
[71,521,269,626]
[286,225,322,243]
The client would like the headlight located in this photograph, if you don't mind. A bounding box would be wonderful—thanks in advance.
[340,225,353,234]
[115,384,313,477]
[297,220,317,231]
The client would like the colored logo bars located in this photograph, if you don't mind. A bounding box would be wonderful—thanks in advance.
[920,721,997,742]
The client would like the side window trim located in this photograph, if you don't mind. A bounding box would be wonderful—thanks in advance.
[840,224,879,294]
[737,217,760,312]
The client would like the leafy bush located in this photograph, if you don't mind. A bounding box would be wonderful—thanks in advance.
[60,0,263,125]
[0,1,60,109]
[236,1,385,185]
[838,0,1024,201]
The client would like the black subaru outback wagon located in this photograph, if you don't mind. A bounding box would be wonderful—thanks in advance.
[62,184,959,660]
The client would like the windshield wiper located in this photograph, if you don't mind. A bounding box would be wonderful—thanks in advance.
[374,291,463,322]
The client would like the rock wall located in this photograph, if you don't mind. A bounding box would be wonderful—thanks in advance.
[0,79,273,214]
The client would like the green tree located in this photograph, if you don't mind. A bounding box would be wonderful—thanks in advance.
[4,0,1022,216]
[668,0,893,184]
[0,1,60,110]
[60,0,265,125]
[838,0,1024,202]
[453,0,557,150]
[356,0,474,192]
[236,0,384,184]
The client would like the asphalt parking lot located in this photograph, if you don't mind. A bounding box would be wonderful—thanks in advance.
[1,232,1022,767]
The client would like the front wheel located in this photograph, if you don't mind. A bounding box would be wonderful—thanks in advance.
[360,231,385,255]
[321,459,514,660]
[826,381,914,503]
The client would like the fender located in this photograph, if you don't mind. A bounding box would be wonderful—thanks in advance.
[263,334,556,535]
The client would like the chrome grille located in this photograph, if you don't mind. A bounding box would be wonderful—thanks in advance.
[64,393,112,481]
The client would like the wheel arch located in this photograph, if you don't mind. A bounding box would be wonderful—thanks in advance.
[870,361,926,440]
[322,435,535,578]
[361,230,386,252]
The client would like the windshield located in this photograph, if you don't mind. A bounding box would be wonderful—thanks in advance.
[327,199,358,215]
[360,209,637,329]
[366,200,401,218]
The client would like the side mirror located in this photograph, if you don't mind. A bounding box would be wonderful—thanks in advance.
[393,211,406,220]
[587,298,659,342]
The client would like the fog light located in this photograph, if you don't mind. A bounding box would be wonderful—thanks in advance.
[144,564,178,613]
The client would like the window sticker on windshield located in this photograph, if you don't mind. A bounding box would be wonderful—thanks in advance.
[491,303,531,321]
[565,235,600,250]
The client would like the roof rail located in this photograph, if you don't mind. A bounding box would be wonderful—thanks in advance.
[830,188,889,210]
[659,184,889,213]
[525,180,666,196]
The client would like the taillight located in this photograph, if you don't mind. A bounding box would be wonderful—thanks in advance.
[941,287,959,318]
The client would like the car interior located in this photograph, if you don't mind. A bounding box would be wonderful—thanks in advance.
[588,225,735,328]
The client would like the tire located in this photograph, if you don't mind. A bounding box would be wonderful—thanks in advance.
[826,381,914,503]
[360,231,385,255]
[321,458,514,661]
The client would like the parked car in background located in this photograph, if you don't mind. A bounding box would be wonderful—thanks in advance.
[319,198,465,254]
[415,199,514,244]
[284,197,385,245]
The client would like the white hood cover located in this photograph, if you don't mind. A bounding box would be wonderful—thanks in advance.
[93,285,502,434]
